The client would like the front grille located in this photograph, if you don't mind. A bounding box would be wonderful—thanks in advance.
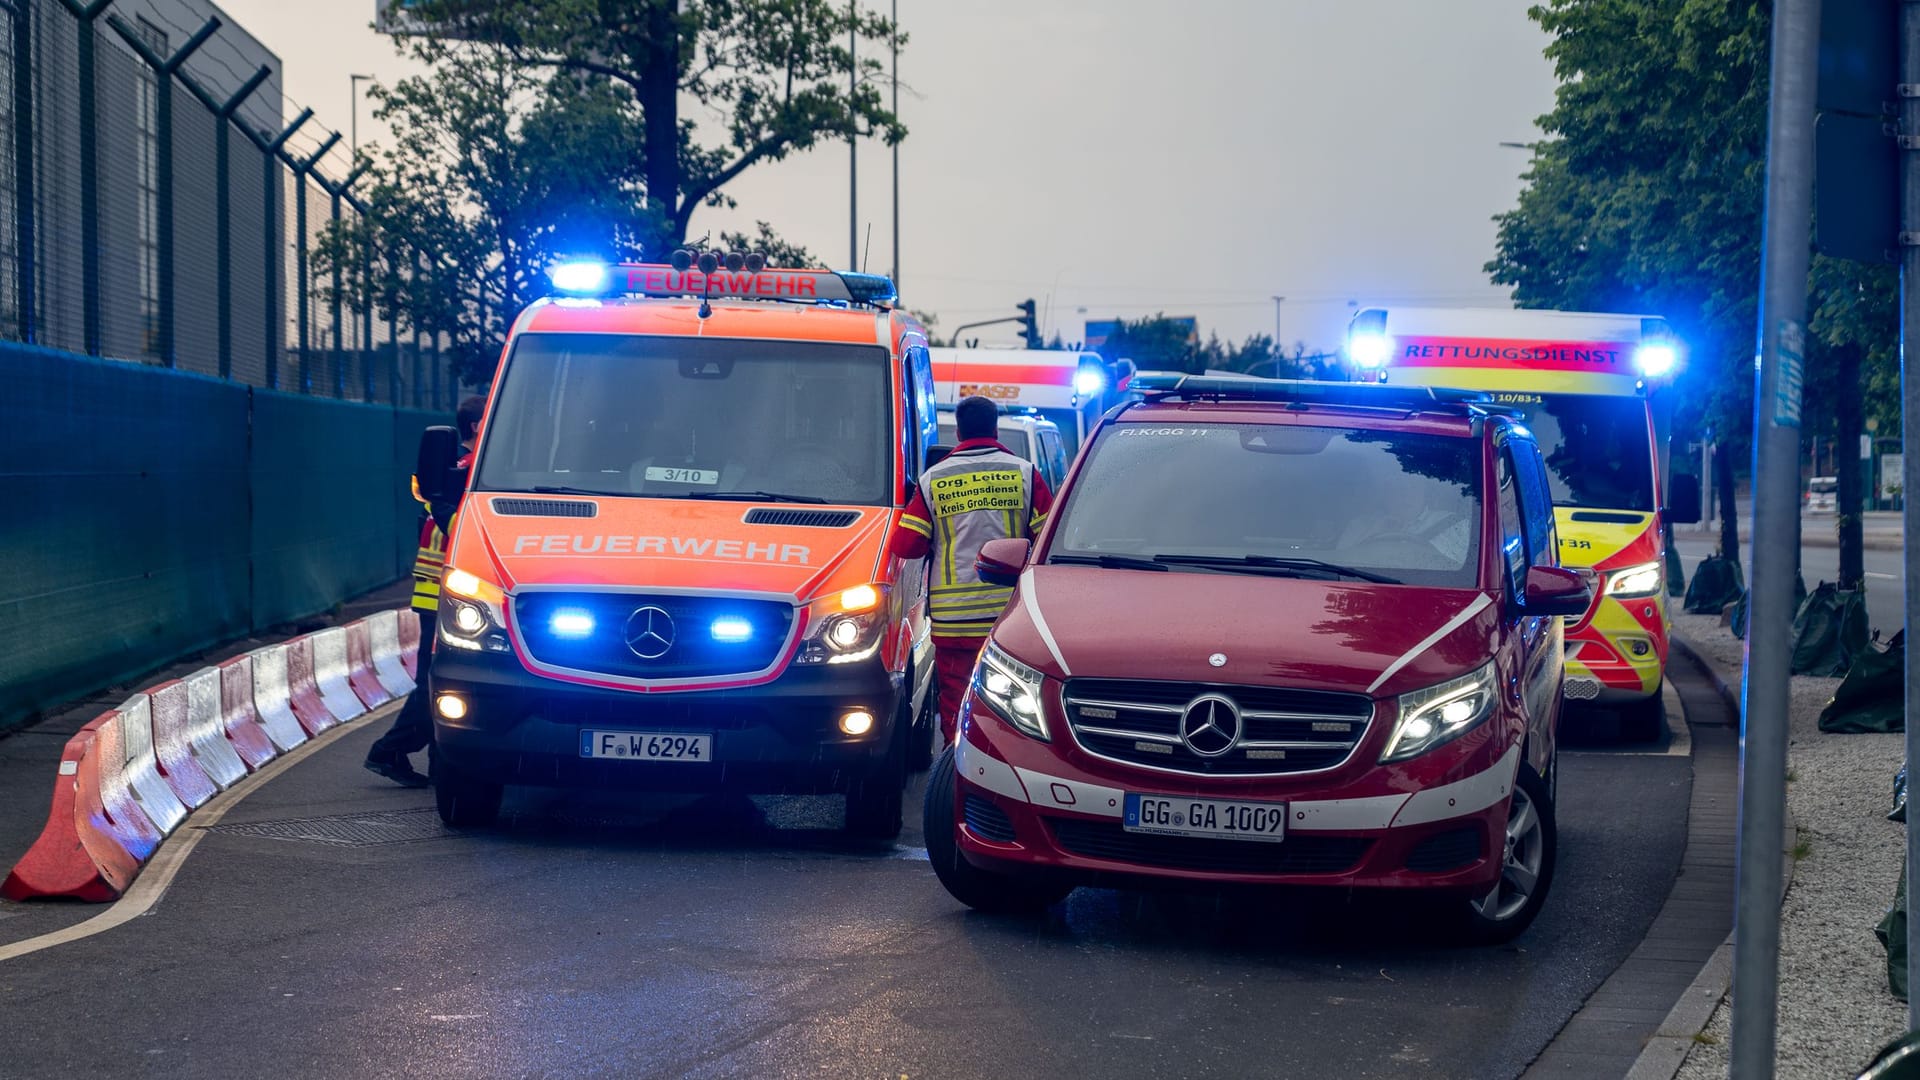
[491,498,597,518]
[1050,820,1370,875]
[963,794,1018,843]
[743,508,861,528]
[1063,679,1373,776]
[514,592,794,681]
[1404,826,1484,873]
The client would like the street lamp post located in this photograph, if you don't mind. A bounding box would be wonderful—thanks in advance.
[350,74,373,160]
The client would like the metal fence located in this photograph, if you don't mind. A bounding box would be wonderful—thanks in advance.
[0,0,458,410]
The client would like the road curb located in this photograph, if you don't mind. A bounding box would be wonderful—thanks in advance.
[1619,635,1799,1080]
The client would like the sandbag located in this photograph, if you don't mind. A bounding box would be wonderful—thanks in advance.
[1730,574,1809,642]
[1821,630,1906,734]
[1791,582,1870,677]
[1858,1027,1920,1078]
[1664,540,1685,598]
[1685,555,1744,615]
[1875,863,1910,1003]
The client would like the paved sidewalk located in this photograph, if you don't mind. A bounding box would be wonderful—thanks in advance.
[1670,614,1908,1079]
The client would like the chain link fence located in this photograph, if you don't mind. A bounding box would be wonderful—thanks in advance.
[0,0,457,410]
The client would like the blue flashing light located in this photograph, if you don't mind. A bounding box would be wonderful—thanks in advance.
[1074,366,1107,397]
[1348,332,1394,370]
[550,260,610,295]
[549,608,596,639]
[1633,342,1678,378]
[710,616,755,643]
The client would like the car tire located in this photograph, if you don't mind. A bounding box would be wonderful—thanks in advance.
[1456,761,1557,945]
[844,716,908,841]
[431,745,503,829]
[923,746,1074,914]
[1619,692,1665,743]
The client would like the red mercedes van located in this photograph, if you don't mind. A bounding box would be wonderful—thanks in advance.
[924,374,1590,942]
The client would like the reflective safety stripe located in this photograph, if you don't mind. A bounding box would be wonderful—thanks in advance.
[899,514,933,538]
[411,521,449,613]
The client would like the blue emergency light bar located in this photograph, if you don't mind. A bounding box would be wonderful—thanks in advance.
[1131,372,1497,412]
[547,257,897,307]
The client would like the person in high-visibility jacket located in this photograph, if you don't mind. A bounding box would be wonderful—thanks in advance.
[888,395,1053,743]
[365,396,485,786]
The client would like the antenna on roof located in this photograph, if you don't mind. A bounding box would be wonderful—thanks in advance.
[861,224,873,273]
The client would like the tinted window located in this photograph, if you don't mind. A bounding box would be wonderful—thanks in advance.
[1051,422,1483,588]
[1495,393,1655,511]
[476,333,891,505]
[936,415,1031,459]
[1496,449,1527,594]
[1510,433,1557,568]
[1039,429,1068,489]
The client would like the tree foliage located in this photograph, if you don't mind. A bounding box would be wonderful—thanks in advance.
[1091,315,1333,378]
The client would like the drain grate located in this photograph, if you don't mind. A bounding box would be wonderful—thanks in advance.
[210,808,458,847]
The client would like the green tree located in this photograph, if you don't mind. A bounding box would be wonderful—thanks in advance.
[405,0,905,256]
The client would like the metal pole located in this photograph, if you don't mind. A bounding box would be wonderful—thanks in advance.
[330,186,344,397]
[890,0,898,287]
[58,0,115,355]
[199,66,270,380]
[1731,0,1822,1074]
[849,0,857,268]
[2,0,34,344]
[289,132,343,394]
[1901,0,1920,1035]
[262,110,312,391]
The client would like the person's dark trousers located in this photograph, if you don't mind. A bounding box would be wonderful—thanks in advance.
[368,611,436,763]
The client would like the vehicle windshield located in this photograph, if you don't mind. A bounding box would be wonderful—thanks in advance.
[1049,422,1483,588]
[937,415,1032,459]
[1809,478,1837,494]
[475,333,893,505]
[1490,392,1655,511]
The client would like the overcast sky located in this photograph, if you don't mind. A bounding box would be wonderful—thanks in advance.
[215,0,1557,354]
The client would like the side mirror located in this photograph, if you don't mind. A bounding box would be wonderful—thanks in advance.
[1667,474,1703,524]
[1522,565,1593,619]
[976,537,1032,588]
[415,426,464,503]
[927,444,955,469]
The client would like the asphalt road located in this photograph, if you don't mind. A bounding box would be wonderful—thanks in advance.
[0,695,1693,1079]
[1673,519,1904,635]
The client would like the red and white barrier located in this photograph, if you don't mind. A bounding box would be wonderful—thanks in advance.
[4,609,421,902]
[218,656,277,770]
[284,636,339,737]
[366,610,417,698]
[248,644,310,753]
[398,610,422,680]
[117,694,189,835]
[345,621,394,710]
[309,628,368,723]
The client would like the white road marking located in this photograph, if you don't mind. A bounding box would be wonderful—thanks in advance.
[0,701,399,966]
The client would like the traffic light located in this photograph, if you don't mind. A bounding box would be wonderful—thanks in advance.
[1015,298,1039,348]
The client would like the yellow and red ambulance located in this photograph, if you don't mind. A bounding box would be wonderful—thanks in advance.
[416,257,939,837]
[1347,307,1697,738]
[929,346,1121,455]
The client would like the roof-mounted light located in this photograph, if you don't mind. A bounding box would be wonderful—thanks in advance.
[1632,343,1677,378]
[1348,332,1394,370]
[549,260,610,295]
[1074,361,1107,398]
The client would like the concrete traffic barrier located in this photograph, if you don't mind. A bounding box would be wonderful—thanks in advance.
[345,620,394,710]
[115,694,189,836]
[309,628,367,723]
[184,667,250,789]
[218,656,278,770]
[1,716,158,901]
[398,609,422,680]
[284,635,339,736]
[148,680,220,809]
[365,610,416,698]
[248,644,311,752]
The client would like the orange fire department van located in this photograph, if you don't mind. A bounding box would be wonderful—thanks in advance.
[413,257,939,838]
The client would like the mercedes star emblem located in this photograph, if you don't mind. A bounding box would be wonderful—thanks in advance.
[623,606,676,660]
[1180,694,1241,758]
[1208,652,1228,668]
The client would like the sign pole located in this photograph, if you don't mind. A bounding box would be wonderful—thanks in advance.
[1731,0,1822,1075]
[1901,0,1920,1035]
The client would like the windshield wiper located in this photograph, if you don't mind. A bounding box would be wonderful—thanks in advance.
[529,485,629,498]
[682,490,830,505]
[1151,554,1402,585]
[1049,553,1170,572]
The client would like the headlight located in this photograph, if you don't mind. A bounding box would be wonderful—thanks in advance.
[795,584,891,665]
[439,569,511,653]
[1606,562,1663,599]
[1381,663,1497,763]
[973,641,1049,741]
